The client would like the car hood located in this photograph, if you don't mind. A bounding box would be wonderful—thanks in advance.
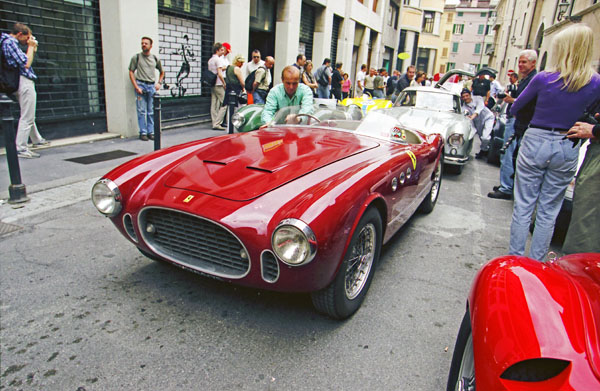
[393,107,469,137]
[164,127,379,201]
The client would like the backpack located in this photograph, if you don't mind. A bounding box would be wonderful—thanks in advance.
[317,66,329,87]
[386,76,397,96]
[244,66,266,91]
[0,36,20,94]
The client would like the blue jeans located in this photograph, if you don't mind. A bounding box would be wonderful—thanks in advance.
[317,85,329,99]
[498,117,515,193]
[135,81,156,135]
[253,89,267,104]
[509,127,579,260]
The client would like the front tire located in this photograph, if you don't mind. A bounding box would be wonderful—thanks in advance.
[311,208,382,319]
[447,310,476,391]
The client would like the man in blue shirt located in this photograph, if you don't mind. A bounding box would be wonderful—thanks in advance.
[261,66,314,126]
[1,23,48,158]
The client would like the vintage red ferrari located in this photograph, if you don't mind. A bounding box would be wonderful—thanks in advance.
[447,253,600,390]
[91,107,443,319]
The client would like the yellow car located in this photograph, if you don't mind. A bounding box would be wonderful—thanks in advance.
[341,96,392,115]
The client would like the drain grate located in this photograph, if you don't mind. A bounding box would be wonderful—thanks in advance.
[65,150,137,165]
[0,221,22,236]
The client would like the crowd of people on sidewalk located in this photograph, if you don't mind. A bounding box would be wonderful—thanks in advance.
[2,21,598,260]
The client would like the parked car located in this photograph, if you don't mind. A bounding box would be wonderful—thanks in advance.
[447,253,600,390]
[340,95,393,115]
[392,71,476,174]
[91,106,444,319]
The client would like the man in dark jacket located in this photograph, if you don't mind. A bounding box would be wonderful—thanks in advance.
[393,65,415,101]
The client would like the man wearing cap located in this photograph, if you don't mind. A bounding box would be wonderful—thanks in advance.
[221,42,231,66]
[461,88,495,159]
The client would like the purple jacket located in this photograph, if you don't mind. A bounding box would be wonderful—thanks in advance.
[510,71,600,129]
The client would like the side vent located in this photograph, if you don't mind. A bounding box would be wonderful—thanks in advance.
[261,251,280,283]
[123,214,138,242]
[500,358,570,382]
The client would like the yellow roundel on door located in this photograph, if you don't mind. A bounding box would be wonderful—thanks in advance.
[407,151,417,170]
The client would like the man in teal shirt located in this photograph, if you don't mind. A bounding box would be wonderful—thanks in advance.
[261,65,314,125]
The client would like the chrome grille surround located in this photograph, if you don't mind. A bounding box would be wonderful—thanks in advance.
[123,213,138,242]
[138,207,250,279]
[260,250,280,283]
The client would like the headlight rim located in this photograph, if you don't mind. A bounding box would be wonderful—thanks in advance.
[91,178,122,217]
[448,132,465,147]
[271,218,317,266]
[232,112,245,129]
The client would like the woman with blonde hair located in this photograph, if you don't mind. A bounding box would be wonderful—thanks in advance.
[508,24,600,261]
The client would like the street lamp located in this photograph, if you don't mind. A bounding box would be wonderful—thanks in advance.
[557,0,570,21]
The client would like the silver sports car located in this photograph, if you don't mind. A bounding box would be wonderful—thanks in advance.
[392,70,476,174]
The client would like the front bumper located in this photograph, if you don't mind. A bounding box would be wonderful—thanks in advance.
[444,155,469,165]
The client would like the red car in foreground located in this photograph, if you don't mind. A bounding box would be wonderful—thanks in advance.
[447,253,600,390]
[92,108,443,319]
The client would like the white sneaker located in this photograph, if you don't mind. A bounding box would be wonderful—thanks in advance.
[32,139,50,147]
[17,149,40,158]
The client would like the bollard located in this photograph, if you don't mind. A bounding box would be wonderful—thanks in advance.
[153,95,161,151]
[228,90,237,134]
[1,93,29,204]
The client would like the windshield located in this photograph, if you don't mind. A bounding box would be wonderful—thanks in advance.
[395,90,458,112]
[268,106,422,145]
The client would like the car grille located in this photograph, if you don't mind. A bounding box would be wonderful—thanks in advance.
[139,208,250,278]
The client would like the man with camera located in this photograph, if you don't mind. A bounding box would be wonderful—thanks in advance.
[1,22,48,158]
[487,50,537,199]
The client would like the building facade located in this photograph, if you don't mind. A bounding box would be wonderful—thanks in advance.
[2,0,414,141]
[447,0,496,74]
[489,0,600,86]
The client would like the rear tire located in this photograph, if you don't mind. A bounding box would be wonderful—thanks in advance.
[419,153,443,213]
[311,208,382,319]
[447,310,475,391]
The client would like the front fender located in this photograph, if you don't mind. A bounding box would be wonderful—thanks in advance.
[468,256,595,389]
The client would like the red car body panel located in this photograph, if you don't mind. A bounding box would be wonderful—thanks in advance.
[101,127,442,293]
[467,254,600,390]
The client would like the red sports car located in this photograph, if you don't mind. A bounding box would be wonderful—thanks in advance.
[447,253,600,390]
[91,108,443,319]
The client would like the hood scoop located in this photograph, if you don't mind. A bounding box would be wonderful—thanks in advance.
[164,128,379,201]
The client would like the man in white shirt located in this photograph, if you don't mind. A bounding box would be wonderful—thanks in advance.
[461,88,495,159]
[355,64,367,97]
[208,42,227,130]
[489,74,503,99]
[242,49,264,80]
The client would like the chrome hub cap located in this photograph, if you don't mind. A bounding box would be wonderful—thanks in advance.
[345,223,376,300]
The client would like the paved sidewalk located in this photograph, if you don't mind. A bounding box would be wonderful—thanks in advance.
[0,122,225,223]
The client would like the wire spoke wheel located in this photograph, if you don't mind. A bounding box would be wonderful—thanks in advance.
[430,156,442,203]
[344,223,376,300]
[456,333,475,391]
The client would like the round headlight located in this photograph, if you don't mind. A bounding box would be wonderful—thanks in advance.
[272,219,317,266]
[91,179,122,216]
[232,112,244,129]
[448,133,465,147]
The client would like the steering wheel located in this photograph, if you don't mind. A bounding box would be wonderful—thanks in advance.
[295,113,321,125]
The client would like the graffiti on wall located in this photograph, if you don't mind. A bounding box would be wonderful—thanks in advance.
[158,15,202,98]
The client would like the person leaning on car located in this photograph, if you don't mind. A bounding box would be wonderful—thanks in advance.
[260,65,314,127]
[562,103,600,254]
